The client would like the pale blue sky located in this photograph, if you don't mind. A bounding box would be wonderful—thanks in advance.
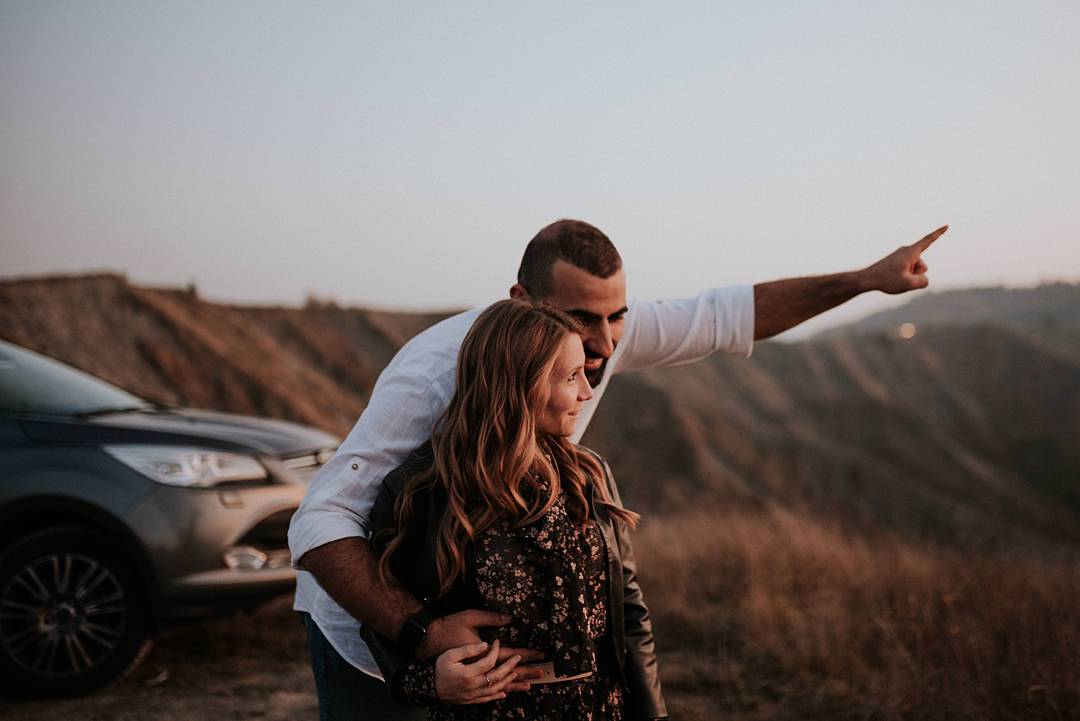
[2,1,1078,336]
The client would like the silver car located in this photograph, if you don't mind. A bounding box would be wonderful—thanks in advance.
[0,340,339,697]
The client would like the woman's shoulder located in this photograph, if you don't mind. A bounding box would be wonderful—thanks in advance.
[570,444,624,513]
[573,444,612,483]
[574,443,604,464]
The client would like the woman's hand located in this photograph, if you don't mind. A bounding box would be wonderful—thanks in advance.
[434,640,524,704]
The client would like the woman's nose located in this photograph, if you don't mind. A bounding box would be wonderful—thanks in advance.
[579,377,594,401]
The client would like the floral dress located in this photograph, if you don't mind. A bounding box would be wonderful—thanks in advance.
[395,491,624,721]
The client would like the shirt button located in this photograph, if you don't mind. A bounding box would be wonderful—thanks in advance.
[351,463,359,471]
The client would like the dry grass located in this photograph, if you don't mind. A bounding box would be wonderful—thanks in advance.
[4,511,1077,720]
[636,507,1080,720]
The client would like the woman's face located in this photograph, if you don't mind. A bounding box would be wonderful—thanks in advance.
[536,333,593,437]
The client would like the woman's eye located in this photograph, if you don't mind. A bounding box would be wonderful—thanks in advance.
[568,373,577,382]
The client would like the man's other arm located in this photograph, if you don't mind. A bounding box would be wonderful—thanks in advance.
[753,225,947,340]
[289,361,499,657]
[300,537,420,638]
[300,538,510,658]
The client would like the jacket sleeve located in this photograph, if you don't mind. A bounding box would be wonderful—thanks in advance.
[358,625,417,701]
[359,622,440,707]
[357,476,419,694]
[391,659,441,707]
[602,457,668,720]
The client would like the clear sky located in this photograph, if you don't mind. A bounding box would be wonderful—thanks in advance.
[2,1,1077,337]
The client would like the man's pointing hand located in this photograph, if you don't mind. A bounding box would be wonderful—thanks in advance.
[864,225,948,294]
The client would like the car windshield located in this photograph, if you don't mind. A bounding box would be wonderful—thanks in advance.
[0,341,150,416]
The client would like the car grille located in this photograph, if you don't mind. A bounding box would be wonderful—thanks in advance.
[238,508,294,551]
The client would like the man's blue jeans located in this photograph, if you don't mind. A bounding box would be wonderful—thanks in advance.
[302,612,425,720]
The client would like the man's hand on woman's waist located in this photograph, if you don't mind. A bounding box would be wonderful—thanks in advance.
[299,536,543,690]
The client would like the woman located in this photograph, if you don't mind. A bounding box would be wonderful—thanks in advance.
[364,299,666,720]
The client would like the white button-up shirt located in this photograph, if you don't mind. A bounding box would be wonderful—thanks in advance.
[288,285,755,677]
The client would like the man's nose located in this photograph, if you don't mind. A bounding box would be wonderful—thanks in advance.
[588,321,614,357]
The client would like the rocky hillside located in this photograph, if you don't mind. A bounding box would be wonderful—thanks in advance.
[3,274,1077,556]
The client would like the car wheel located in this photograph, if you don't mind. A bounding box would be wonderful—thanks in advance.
[0,526,152,698]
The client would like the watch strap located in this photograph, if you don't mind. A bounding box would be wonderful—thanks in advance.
[396,608,437,656]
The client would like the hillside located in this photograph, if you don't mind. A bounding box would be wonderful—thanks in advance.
[586,324,1080,552]
[2,274,1077,556]
[817,283,1080,359]
[0,274,448,436]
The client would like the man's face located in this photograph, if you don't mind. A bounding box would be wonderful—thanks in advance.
[534,260,628,387]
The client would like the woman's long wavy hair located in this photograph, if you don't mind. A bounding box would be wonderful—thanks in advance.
[378,298,639,598]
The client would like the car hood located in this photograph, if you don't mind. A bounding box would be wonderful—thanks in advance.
[21,407,340,457]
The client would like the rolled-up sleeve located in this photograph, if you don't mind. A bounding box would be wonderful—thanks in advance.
[612,284,754,376]
[287,368,451,564]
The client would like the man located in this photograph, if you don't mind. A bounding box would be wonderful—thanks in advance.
[288,219,946,719]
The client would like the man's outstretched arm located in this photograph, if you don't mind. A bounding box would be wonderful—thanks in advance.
[753,225,947,340]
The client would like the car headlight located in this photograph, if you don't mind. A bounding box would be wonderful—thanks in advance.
[103,445,268,487]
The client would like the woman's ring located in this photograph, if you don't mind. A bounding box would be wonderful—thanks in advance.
[484,673,492,687]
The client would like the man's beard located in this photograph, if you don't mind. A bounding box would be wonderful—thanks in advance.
[584,358,608,388]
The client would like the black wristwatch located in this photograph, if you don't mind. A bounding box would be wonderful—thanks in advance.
[396,608,437,656]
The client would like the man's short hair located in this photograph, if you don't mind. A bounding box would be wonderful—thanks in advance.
[516,219,623,298]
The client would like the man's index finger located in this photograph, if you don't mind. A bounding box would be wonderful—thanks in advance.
[913,225,948,252]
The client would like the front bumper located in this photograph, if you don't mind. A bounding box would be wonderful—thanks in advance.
[123,480,307,622]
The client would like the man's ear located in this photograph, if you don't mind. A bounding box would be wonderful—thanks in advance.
[509,283,529,300]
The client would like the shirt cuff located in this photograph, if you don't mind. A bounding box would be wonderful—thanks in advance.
[713,283,755,358]
[288,509,371,568]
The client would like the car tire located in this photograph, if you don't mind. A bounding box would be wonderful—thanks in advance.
[0,526,153,698]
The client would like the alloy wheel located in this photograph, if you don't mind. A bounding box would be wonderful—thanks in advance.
[0,553,128,678]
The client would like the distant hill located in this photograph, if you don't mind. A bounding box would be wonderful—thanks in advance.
[2,275,1077,557]
[817,283,1080,357]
